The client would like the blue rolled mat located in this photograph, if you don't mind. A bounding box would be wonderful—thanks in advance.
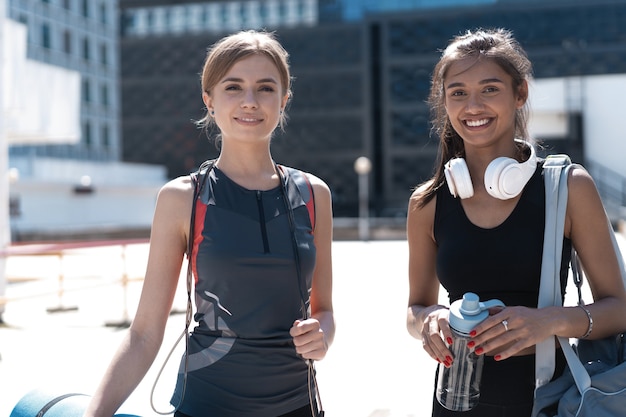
[10,389,141,417]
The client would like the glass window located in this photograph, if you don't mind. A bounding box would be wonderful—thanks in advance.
[83,121,92,146]
[100,43,108,66]
[101,125,110,147]
[100,2,107,25]
[146,10,154,29]
[9,195,21,218]
[63,30,71,54]
[82,0,89,18]
[101,83,109,107]
[82,78,91,103]
[163,8,171,29]
[122,10,136,36]
[170,7,181,32]
[201,6,208,25]
[42,23,51,49]
[82,37,90,60]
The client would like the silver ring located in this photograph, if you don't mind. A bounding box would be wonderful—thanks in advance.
[502,320,509,332]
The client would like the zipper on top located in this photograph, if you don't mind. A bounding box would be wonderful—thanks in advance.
[256,190,270,253]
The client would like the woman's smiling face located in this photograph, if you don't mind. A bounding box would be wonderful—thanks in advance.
[443,57,527,148]
[203,54,288,144]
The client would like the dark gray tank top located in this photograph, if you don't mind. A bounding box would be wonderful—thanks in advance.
[171,165,316,417]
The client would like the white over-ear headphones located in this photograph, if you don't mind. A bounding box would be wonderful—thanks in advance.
[444,139,537,200]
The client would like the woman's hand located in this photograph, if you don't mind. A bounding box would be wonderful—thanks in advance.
[469,306,560,360]
[290,319,328,360]
[419,306,454,367]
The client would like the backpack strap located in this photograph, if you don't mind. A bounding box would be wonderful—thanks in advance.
[275,165,323,416]
[277,165,316,231]
[166,158,214,414]
[189,160,215,257]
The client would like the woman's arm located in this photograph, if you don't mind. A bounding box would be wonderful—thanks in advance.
[406,189,452,364]
[84,177,193,417]
[291,175,335,361]
[563,166,626,338]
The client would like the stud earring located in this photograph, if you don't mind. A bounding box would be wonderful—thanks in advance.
[210,110,215,116]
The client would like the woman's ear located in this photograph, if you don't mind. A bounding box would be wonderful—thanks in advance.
[281,93,290,111]
[202,91,212,112]
[516,80,529,108]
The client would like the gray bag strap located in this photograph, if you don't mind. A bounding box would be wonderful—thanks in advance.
[536,154,574,388]
[536,155,626,394]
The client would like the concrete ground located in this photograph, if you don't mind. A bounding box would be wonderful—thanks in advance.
[0,240,434,417]
[1,233,623,417]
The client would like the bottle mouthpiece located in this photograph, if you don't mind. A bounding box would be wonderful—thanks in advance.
[459,292,481,315]
[449,292,505,335]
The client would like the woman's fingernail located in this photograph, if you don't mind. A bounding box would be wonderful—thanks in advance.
[467,341,475,348]
[470,330,477,337]
[446,356,453,362]
[444,361,451,367]
[447,337,453,344]
[495,355,502,361]
[475,347,484,355]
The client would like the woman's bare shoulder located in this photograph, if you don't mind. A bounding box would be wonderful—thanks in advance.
[304,172,331,198]
[154,175,195,216]
[566,164,605,210]
[409,179,437,212]
[159,175,193,196]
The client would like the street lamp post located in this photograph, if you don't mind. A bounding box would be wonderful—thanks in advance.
[354,156,372,241]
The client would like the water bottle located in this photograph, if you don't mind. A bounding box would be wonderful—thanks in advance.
[436,292,505,411]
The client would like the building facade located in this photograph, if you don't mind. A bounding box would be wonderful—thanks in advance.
[5,0,166,241]
[117,0,626,218]
[7,0,120,160]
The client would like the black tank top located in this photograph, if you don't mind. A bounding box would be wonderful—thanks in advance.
[434,162,571,307]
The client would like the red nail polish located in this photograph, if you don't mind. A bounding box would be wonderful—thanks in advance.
[470,330,477,337]
[444,361,451,367]
[495,355,502,361]
[446,356,453,362]
[447,337,453,344]
[467,341,475,348]
[475,347,483,355]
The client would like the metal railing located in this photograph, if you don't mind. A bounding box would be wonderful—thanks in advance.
[587,160,626,224]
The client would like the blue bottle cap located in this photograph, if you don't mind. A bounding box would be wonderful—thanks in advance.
[449,292,505,335]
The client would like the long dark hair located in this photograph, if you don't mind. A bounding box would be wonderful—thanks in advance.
[413,28,533,208]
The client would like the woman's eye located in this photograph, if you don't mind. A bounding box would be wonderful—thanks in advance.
[449,90,465,97]
[225,84,241,91]
[484,86,499,93]
[259,85,275,92]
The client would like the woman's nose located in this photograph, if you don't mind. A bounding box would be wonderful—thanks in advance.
[465,94,484,113]
[241,89,258,108]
